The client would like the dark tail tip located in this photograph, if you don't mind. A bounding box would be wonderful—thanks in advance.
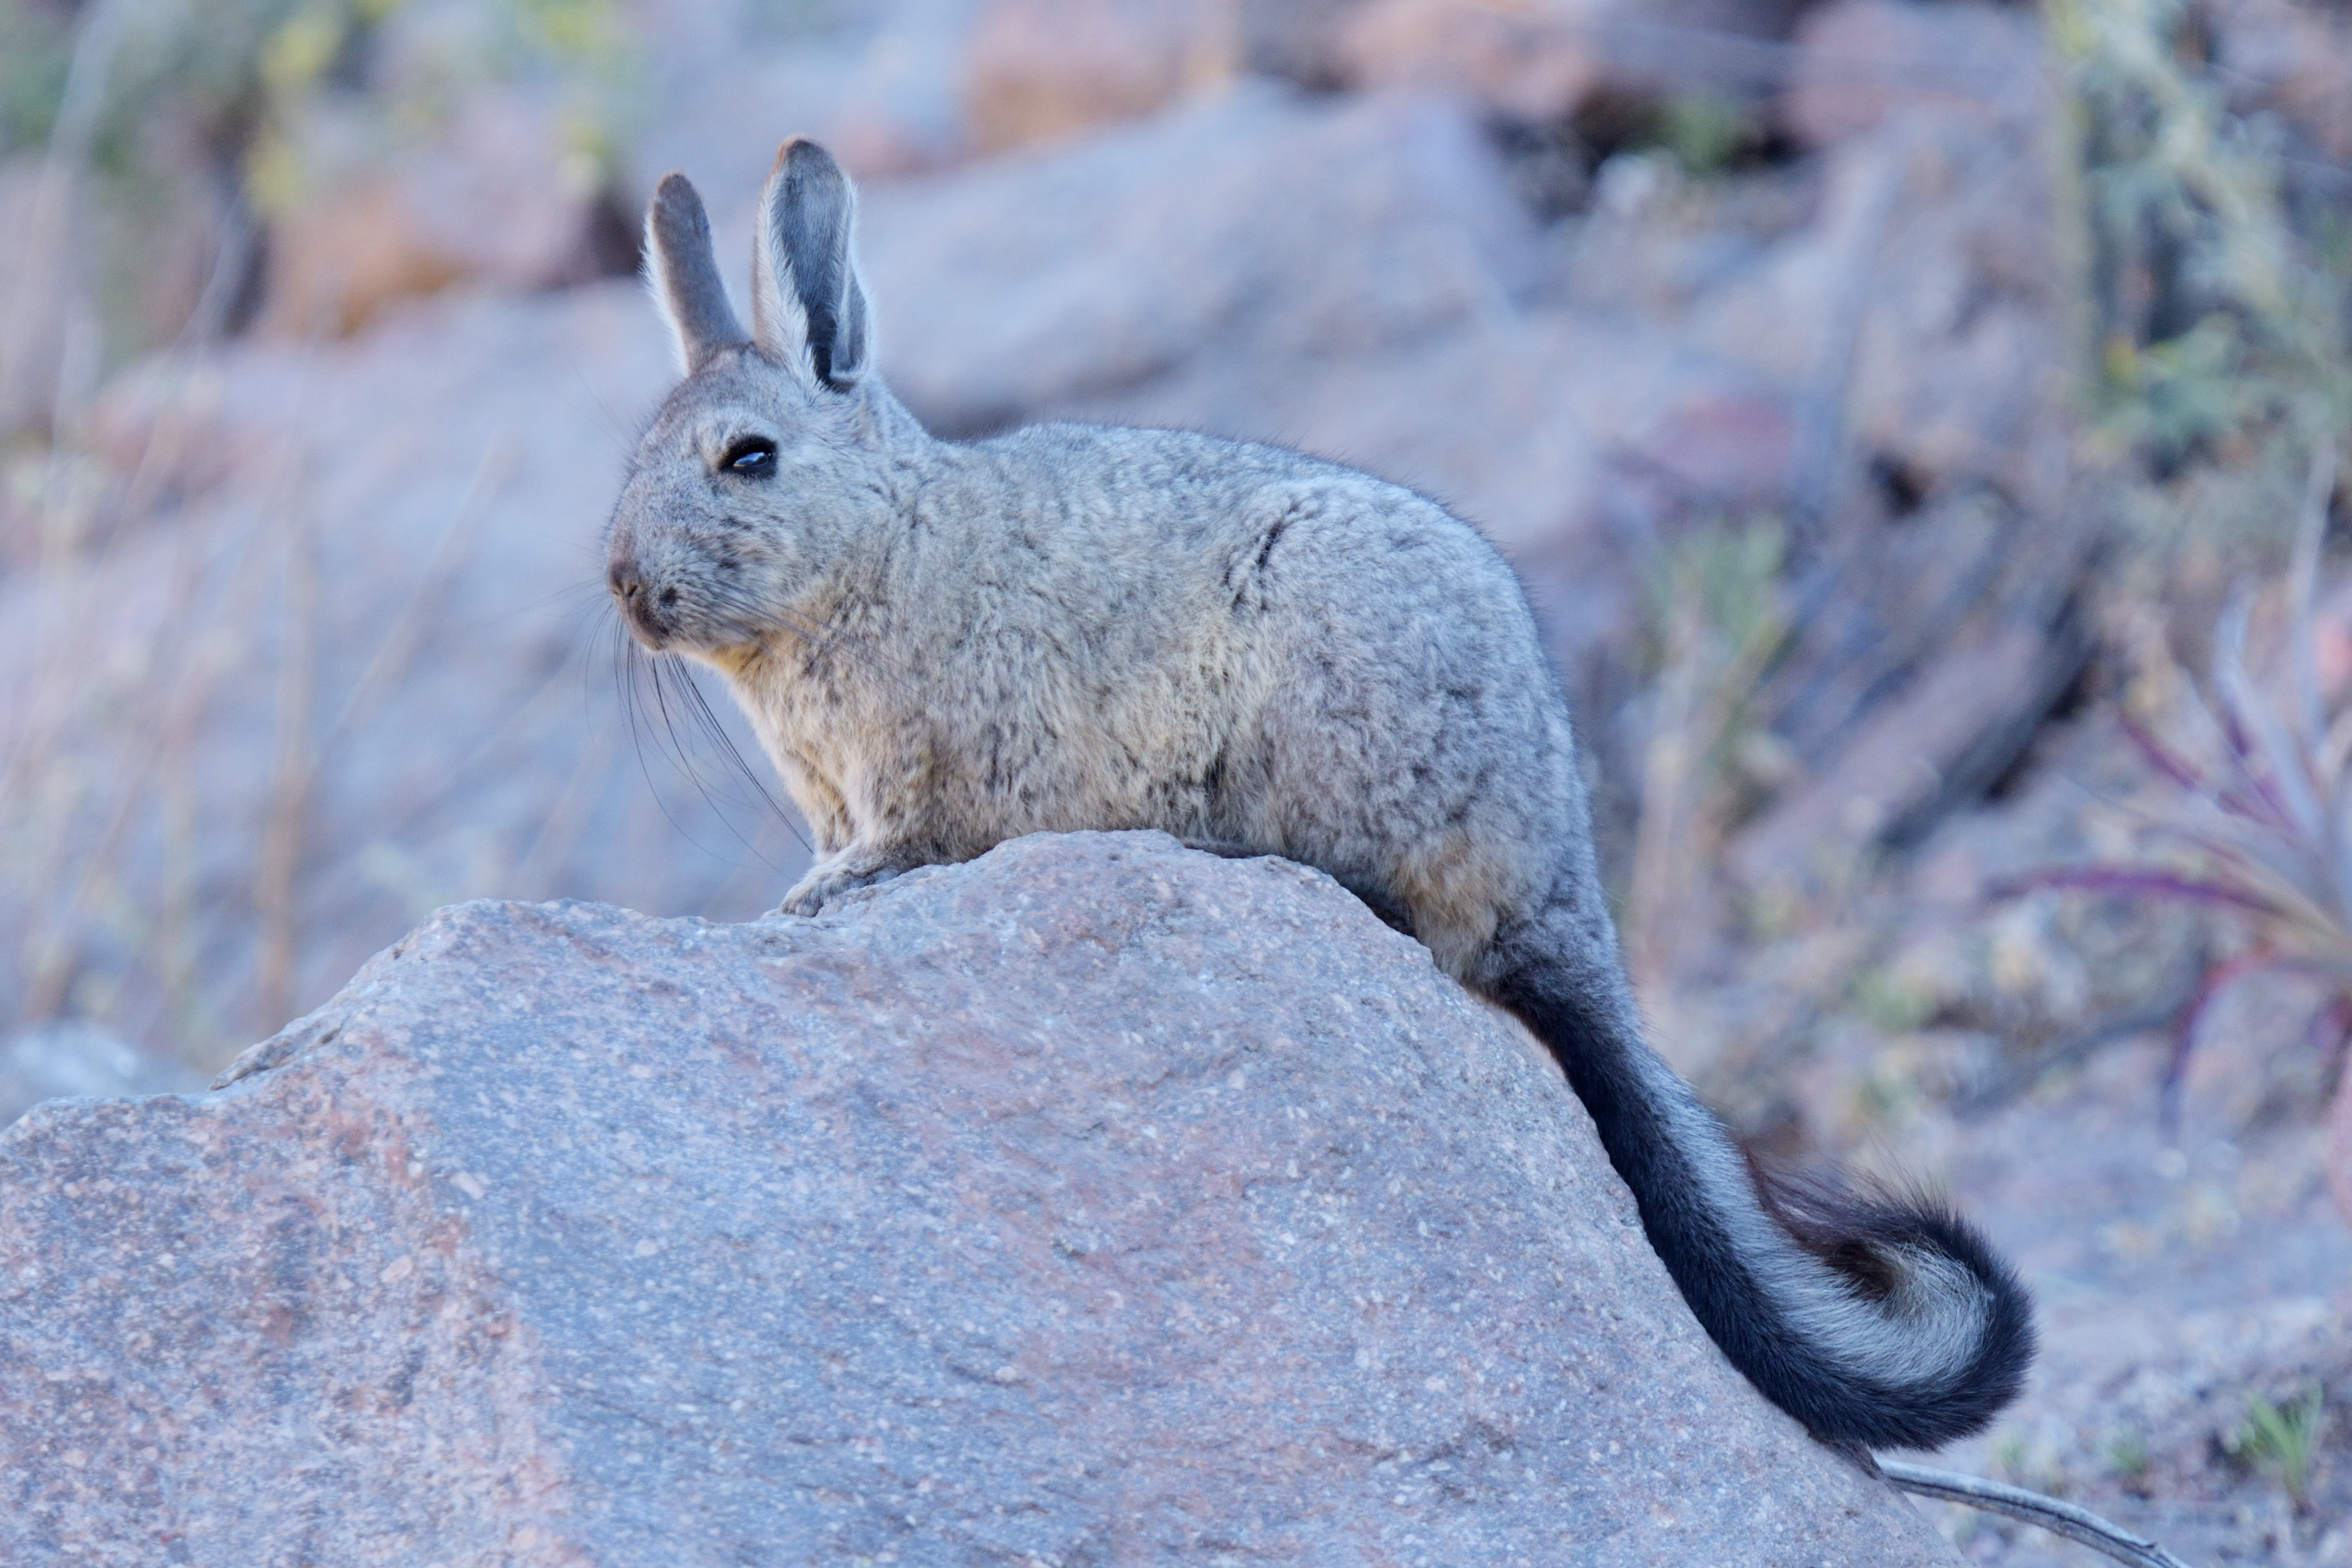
[1761,1170,2036,1449]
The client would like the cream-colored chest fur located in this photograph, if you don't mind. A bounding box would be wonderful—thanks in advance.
[717,496,1284,866]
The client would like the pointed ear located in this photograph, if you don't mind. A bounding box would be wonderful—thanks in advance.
[645,173,747,376]
[750,137,874,390]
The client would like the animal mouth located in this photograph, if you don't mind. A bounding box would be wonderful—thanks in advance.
[608,557,694,651]
[611,583,773,674]
[608,556,780,665]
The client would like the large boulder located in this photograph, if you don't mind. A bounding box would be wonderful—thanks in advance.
[960,0,1240,156]
[257,87,629,340]
[856,83,1799,570]
[0,832,1957,1565]
[855,85,1545,437]
[1782,0,2045,150]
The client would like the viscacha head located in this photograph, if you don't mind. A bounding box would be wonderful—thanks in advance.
[606,140,917,665]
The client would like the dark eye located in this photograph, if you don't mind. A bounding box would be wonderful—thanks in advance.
[723,437,777,475]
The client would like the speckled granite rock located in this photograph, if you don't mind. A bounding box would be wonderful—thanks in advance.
[0,831,1955,1566]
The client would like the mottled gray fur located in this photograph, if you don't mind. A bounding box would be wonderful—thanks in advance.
[605,141,2032,1451]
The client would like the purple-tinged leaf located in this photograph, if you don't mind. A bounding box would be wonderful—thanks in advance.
[2308,991,2352,1062]
[2161,679,2292,829]
[2217,598,2326,842]
[2207,694,2305,831]
[1995,865,2292,918]
[2118,711,2216,797]
[2161,948,2292,1134]
[2287,442,2335,749]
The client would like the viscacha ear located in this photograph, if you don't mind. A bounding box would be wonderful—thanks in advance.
[645,172,747,376]
[750,137,873,390]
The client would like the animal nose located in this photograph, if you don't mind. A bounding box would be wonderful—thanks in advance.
[608,558,645,605]
[608,555,671,648]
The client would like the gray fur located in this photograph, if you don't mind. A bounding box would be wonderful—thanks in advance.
[607,144,2032,1452]
[644,174,746,377]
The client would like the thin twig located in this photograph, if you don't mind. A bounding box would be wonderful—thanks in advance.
[1953,982,2197,1117]
[1879,1459,2201,1568]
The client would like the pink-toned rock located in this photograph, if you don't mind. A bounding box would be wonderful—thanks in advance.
[1783,0,2045,148]
[1326,0,1808,120]
[858,86,1542,435]
[0,280,779,1063]
[1688,101,2071,513]
[962,0,1239,154]
[259,89,619,338]
[0,832,1959,1566]
[768,0,1245,178]
[1336,0,1614,121]
[1836,115,2071,504]
[819,0,1000,179]
[1728,621,2061,895]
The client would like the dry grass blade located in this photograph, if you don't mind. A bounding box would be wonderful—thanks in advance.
[1624,520,1785,1003]
[254,483,319,1032]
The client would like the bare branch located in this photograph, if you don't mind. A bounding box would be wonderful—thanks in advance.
[1879,1458,2200,1568]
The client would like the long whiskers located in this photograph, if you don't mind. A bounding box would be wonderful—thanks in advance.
[609,610,807,873]
[690,574,923,700]
[601,569,937,887]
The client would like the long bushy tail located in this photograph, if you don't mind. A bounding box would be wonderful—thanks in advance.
[1489,952,2034,1451]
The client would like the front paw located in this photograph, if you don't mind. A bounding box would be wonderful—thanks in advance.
[769,854,911,917]
[768,878,832,918]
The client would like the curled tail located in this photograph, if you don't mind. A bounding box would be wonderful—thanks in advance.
[1489,952,2034,1451]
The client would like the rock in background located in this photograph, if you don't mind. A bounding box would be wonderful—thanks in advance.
[0,1020,201,1128]
[0,833,1957,1566]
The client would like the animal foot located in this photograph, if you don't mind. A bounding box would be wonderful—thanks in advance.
[769,852,912,916]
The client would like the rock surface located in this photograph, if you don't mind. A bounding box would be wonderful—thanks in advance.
[960,0,1239,155]
[857,86,1543,437]
[1783,0,2044,150]
[258,87,627,340]
[0,832,1955,1566]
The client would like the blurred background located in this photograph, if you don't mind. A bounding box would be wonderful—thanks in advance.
[2,0,2351,1556]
